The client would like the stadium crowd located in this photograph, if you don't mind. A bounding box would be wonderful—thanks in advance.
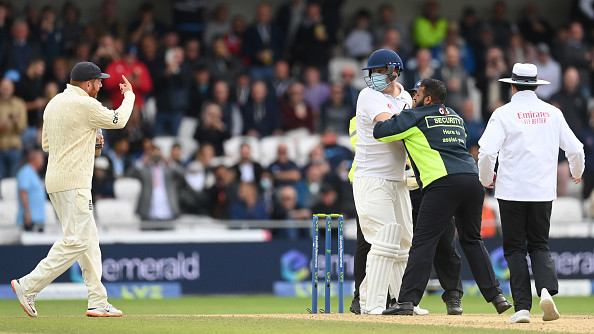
[1,0,594,238]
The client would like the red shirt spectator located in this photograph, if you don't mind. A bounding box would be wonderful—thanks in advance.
[104,46,152,109]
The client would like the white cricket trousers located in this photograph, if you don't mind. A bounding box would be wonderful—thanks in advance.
[20,189,108,308]
[352,176,413,248]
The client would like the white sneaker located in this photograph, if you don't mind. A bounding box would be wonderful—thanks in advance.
[86,303,123,317]
[540,288,560,321]
[510,309,531,323]
[11,279,37,317]
[413,305,429,315]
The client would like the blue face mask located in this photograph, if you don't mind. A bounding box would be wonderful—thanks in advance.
[367,72,390,91]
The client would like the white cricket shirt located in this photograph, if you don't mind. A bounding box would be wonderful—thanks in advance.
[478,90,585,201]
[354,84,412,181]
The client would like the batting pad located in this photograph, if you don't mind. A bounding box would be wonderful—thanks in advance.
[359,223,402,315]
[388,248,409,300]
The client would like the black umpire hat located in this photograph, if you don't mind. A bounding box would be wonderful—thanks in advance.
[70,62,110,82]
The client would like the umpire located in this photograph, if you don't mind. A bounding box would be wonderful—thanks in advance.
[374,78,511,316]
[478,63,585,324]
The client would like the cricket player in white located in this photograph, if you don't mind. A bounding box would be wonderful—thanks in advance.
[354,49,418,315]
[11,62,134,317]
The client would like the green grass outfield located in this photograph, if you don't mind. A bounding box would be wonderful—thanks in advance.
[0,295,592,334]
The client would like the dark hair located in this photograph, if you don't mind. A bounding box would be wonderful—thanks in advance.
[420,78,447,104]
[513,84,537,92]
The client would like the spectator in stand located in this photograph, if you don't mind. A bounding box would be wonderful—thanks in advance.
[104,44,153,110]
[189,65,212,118]
[373,3,412,51]
[459,6,482,56]
[412,1,448,51]
[128,2,165,45]
[272,60,294,102]
[438,44,470,113]
[211,80,243,136]
[130,145,182,221]
[550,67,589,135]
[185,143,216,193]
[380,28,410,66]
[506,30,536,70]
[459,99,485,150]
[206,37,244,88]
[183,39,203,72]
[230,182,269,220]
[58,1,83,57]
[7,19,40,76]
[154,46,192,136]
[402,48,441,91]
[294,161,325,209]
[303,66,330,115]
[276,0,306,55]
[91,156,114,204]
[242,80,281,138]
[558,21,592,98]
[0,78,27,180]
[180,160,211,215]
[340,64,360,111]
[106,134,132,179]
[434,22,476,76]
[311,183,343,218]
[38,6,62,70]
[280,82,314,133]
[194,103,230,157]
[208,164,239,219]
[269,143,301,188]
[168,143,183,169]
[476,46,509,121]
[50,57,69,91]
[271,184,311,239]
[91,34,121,71]
[223,15,246,60]
[534,43,562,101]
[16,149,46,232]
[91,0,127,41]
[321,129,353,172]
[138,34,163,86]
[320,83,354,135]
[24,2,40,37]
[68,41,92,70]
[343,9,374,61]
[241,3,283,82]
[234,72,251,108]
[204,4,231,46]
[518,2,554,47]
[490,1,512,49]
[15,58,46,150]
[291,1,331,71]
[233,142,264,186]
[0,3,11,47]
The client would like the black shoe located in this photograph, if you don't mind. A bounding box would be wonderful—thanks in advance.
[382,301,414,315]
[350,297,360,315]
[445,298,463,315]
[491,294,512,314]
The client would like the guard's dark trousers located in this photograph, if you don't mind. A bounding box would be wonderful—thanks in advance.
[498,199,558,312]
[398,174,502,305]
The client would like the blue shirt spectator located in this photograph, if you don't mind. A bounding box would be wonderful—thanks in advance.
[17,150,46,231]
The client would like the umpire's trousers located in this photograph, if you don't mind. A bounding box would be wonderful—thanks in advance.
[498,199,558,312]
[398,174,502,306]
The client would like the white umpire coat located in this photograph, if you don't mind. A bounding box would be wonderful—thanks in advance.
[477,90,585,201]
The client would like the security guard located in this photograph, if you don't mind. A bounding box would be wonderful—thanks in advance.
[374,78,511,316]
[478,63,585,324]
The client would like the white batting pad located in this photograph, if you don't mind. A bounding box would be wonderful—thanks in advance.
[359,224,402,315]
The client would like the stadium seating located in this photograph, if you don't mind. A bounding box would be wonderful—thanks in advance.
[0,177,17,201]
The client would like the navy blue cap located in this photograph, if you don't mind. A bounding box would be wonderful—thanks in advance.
[411,80,422,92]
[70,62,110,82]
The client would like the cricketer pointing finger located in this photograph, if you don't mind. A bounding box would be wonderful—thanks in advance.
[11,62,135,318]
